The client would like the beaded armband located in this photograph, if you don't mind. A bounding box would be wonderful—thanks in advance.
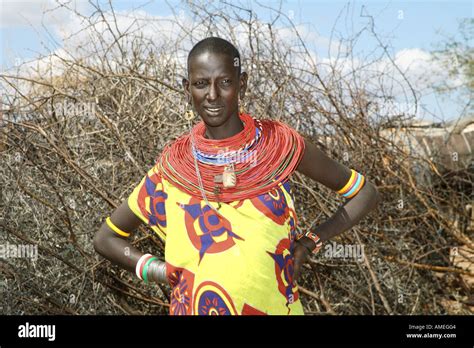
[337,169,365,199]
[106,217,131,237]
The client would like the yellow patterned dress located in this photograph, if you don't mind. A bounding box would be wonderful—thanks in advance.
[127,162,304,315]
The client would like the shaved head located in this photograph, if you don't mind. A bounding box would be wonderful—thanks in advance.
[187,37,241,77]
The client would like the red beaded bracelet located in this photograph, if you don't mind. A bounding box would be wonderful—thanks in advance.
[296,231,323,254]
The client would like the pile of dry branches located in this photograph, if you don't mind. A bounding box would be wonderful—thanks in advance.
[1,1,472,315]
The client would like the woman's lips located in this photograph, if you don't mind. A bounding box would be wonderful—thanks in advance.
[204,107,223,116]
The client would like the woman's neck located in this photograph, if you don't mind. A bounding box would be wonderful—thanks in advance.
[204,114,244,140]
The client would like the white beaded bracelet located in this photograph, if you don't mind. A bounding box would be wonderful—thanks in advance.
[135,253,153,280]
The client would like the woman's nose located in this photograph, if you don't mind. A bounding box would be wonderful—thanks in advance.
[207,82,219,101]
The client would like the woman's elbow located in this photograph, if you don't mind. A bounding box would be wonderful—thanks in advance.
[362,182,381,209]
[371,184,382,207]
[93,227,108,256]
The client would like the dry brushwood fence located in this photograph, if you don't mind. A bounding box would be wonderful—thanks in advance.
[0,1,472,315]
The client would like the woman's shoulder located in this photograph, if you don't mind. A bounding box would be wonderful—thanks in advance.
[259,117,299,134]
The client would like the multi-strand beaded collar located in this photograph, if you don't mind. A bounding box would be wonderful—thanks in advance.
[158,112,305,203]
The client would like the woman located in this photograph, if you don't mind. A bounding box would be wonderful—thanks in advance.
[93,37,381,315]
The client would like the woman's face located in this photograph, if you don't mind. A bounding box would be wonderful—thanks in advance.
[183,51,247,128]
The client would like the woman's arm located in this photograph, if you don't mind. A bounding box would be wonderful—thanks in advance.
[93,200,167,284]
[292,138,381,280]
[296,138,381,244]
[93,200,144,272]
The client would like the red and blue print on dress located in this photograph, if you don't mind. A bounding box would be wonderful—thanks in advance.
[193,281,237,315]
[250,181,290,225]
[137,171,167,229]
[167,264,195,315]
[267,238,299,313]
[179,197,244,264]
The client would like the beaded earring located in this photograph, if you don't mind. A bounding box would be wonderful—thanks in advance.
[184,102,196,120]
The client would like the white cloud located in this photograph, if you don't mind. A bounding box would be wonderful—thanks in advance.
[394,48,431,71]
[0,0,87,29]
[316,47,458,97]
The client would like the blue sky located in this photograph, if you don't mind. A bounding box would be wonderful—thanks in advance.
[104,0,471,53]
[1,0,472,122]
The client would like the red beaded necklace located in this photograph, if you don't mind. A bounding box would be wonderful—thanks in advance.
[159,112,305,203]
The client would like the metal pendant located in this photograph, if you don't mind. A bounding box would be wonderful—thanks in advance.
[223,163,236,188]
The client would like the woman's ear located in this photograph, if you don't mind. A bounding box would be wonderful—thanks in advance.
[182,78,191,102]
[239,72,248,99]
